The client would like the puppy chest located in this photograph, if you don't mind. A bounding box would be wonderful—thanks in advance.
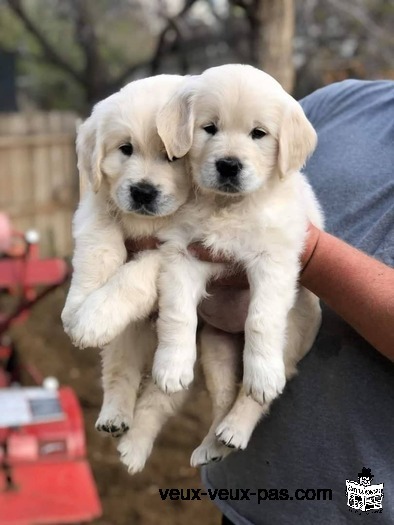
[176,198,306,256]
[202,214,265,254]
[201,211,305,259]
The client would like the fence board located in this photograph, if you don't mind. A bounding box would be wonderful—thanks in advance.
[0,111,79,257]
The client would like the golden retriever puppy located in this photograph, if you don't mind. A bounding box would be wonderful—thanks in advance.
[61,76,191,471]
[151,64,324,465]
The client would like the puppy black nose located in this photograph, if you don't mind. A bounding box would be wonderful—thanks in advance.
[130,183,158,206]
[215,157,243,178]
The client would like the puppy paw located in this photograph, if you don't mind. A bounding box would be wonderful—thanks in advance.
[243,355,286,406]
[68,291,130,349]
[95,413,131,438]
[61,308,73,332]
[190,438,231,467]
[152,348,195,393]
[117,434,152,475]
[215,417,253,450]
[96,398,134,437]
[61,303,81,338]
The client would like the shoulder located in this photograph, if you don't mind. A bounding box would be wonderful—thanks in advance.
[299,79,394,131]
[298,80,394,264]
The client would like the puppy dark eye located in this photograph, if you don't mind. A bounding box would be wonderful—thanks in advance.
[203,124,218,136]
[251,128,267,140]
[119,142,133,156]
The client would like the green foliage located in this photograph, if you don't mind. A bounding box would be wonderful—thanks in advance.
[0,0,155,112]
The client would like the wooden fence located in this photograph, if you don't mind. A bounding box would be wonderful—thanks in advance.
[0,111,79,257]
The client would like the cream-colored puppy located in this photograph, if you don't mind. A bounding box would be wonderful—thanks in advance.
[61,76,191,470]
[151,64,324,464]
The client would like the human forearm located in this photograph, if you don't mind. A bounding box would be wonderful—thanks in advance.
[300,226,394,360]
[126,232,394,360]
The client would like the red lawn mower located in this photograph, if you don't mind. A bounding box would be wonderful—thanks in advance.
[0,213,101,524]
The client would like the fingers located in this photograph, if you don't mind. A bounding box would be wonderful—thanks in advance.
[188,243,249,288]
[123,238,249,288]
[190,224,322,272]
[125,237,161,254]
[188,242,231,264]
[210,272,249,288]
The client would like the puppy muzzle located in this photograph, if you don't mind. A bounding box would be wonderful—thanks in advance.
[214,156,243,193]
[129,182,160,215]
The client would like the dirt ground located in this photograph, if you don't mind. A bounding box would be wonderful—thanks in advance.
[11,284,220,525]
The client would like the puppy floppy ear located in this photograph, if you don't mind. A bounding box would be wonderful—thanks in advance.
[278,99,317,178]
[157,76,199,160]
[76,114,104,193]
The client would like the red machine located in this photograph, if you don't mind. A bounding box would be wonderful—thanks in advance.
[0,213,102,524]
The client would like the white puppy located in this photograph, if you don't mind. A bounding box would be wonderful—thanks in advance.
[61,76,191,469]
[150,64,324,464]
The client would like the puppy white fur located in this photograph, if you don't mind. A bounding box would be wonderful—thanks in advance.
[63,65,324,473]
[62,75,192,472]
[151,64,324,463]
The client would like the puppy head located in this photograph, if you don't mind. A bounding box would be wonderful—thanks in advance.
[157,64,317,196]
[77,75,190,217]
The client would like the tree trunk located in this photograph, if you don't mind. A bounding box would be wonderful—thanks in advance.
[252,0,295,93]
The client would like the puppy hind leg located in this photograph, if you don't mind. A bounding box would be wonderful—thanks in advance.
[117,380,188,474]
[215,388,268,451]
[214,288,321,450]
[283,287,322,380]
[153,254,214,393]
[96,322,154,437]
[191,326,243,467]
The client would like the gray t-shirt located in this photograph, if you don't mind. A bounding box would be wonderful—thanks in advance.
[202,80,394,524]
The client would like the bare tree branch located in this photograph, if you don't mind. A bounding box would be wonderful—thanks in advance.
[230,0,254,18]
[6,0,85,85]
[326,0,394,67]
[72,0,101,79]
[71,0,110,100]
[110,0,199,87]
[108,59,151,91]
[326,0,394,46]
[150,0,199,74]
[229,0,256,61]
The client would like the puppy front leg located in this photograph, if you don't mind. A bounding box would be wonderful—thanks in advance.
[62,197,126,345]
[68,251,160,348]
[152,252,214,394]
[243,255,299,405]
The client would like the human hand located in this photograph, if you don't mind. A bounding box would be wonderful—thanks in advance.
[187,245,249,288]
[188,223,321,286]
[188,223,321,332]
[125,237,161,257]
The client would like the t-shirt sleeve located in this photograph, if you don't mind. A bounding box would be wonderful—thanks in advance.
[299,80,394,267]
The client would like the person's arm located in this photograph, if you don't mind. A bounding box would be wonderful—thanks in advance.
[300,225,394,361]
[188,227,394,361]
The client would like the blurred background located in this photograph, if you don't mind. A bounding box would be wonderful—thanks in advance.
[0,1,393,524]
